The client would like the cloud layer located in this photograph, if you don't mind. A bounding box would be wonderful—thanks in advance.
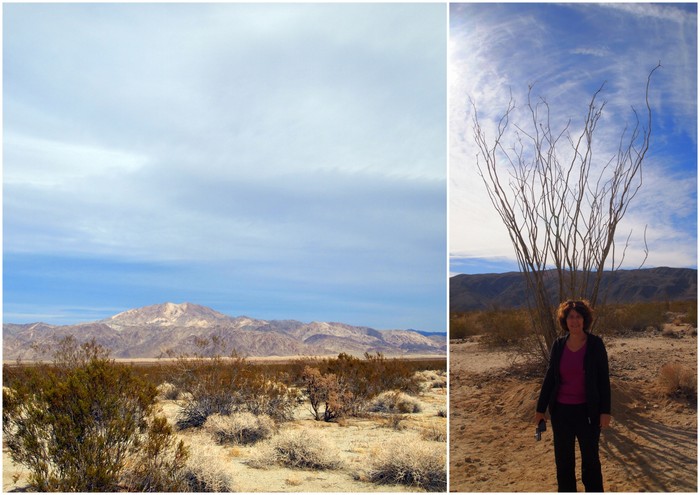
[4,3,447,329]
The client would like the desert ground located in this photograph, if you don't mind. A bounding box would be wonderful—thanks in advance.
[450,320,697,492]
[3,368,447,492]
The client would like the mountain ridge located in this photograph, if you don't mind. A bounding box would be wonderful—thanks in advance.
[3,302,446,361]
[450,267,697,312]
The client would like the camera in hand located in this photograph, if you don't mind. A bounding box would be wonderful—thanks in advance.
[535,419,546,441]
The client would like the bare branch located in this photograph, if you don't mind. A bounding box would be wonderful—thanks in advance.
[467,64,660,360]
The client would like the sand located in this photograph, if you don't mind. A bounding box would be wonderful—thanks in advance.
[449,323,697,492]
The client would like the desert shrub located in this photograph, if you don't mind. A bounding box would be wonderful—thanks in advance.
[182,437,235,492]
[314,353,421,409]
[156,381,180,400]
[171,338,298,429]
[680,301,697,326]
[659,363,697,400]
[364,435,446,491]
[294,354,430,421]
[415,369,447,390]
[177,387,235,429]
[370,391,422,414]
[2,338,159,492]
[597,302,668,334]
[123,415,190,492]
[450,312,480,340]
[662,327,681,338]
[302,366,353,421]
[249,429,343,470]
[204,412,275,445]
[478,309,532,348]
[420,424,447,442]
[383,414,407,431]
[241,379,299,421]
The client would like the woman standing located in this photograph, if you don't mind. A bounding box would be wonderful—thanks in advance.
[535,300,611,492]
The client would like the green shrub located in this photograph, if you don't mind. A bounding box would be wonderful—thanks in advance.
[2,338,161,492]
[123,416,190,492]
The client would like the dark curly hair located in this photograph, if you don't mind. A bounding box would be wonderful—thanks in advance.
[557,300,594,334]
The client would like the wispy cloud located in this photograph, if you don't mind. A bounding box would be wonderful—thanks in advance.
[450,3,696,273]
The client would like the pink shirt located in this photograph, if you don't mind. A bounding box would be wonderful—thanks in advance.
[557,342,587,404]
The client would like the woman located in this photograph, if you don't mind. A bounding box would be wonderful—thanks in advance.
[535,300,611,492]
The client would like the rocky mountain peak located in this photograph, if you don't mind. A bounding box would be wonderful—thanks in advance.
[3,302,446,360]
[106,302,233,328]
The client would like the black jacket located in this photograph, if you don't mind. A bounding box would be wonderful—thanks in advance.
[536,333,611,420]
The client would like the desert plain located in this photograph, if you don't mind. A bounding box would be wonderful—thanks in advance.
[450,318,697,492]
[3,363,447,492]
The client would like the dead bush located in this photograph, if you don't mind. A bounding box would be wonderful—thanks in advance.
[420,424,447,442]
[156,382,180,400]
[370,391,422,414]
[659,363,697,401]
[383,414,407,431]
[171,338,298,429]
[415,370,447,390]
[302,366,354,421]
[204,412,275,446]
[249,429,343,470]
[364,434,446,491]
[450,312,480,340]
[662,327,681,338]
[183,436,235,492]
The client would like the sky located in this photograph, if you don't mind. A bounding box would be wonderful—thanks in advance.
[3,3,447,330]
[450,3,697,276]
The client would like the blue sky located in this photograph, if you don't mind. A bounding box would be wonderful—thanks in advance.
[3,3,447,330]
[450,3,697,276]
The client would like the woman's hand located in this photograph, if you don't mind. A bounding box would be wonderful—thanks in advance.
[535,411,546,424]
[600,414,611,429]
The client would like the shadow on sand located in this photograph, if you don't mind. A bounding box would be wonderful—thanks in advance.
[600,381,697,492]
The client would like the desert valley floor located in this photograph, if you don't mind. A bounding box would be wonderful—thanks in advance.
[3,367,447,492]
[450,322,697,492]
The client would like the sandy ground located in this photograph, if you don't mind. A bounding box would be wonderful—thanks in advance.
[3,372,446,492]
[449,323,697,492]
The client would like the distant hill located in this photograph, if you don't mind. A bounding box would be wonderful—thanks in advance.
[3,302,446,361]
[450,267,697,312]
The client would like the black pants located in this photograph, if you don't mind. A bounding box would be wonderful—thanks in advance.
[551,403,603,492]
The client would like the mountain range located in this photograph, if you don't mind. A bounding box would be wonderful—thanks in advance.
[450,267,697,312]
[3,302,446,361]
